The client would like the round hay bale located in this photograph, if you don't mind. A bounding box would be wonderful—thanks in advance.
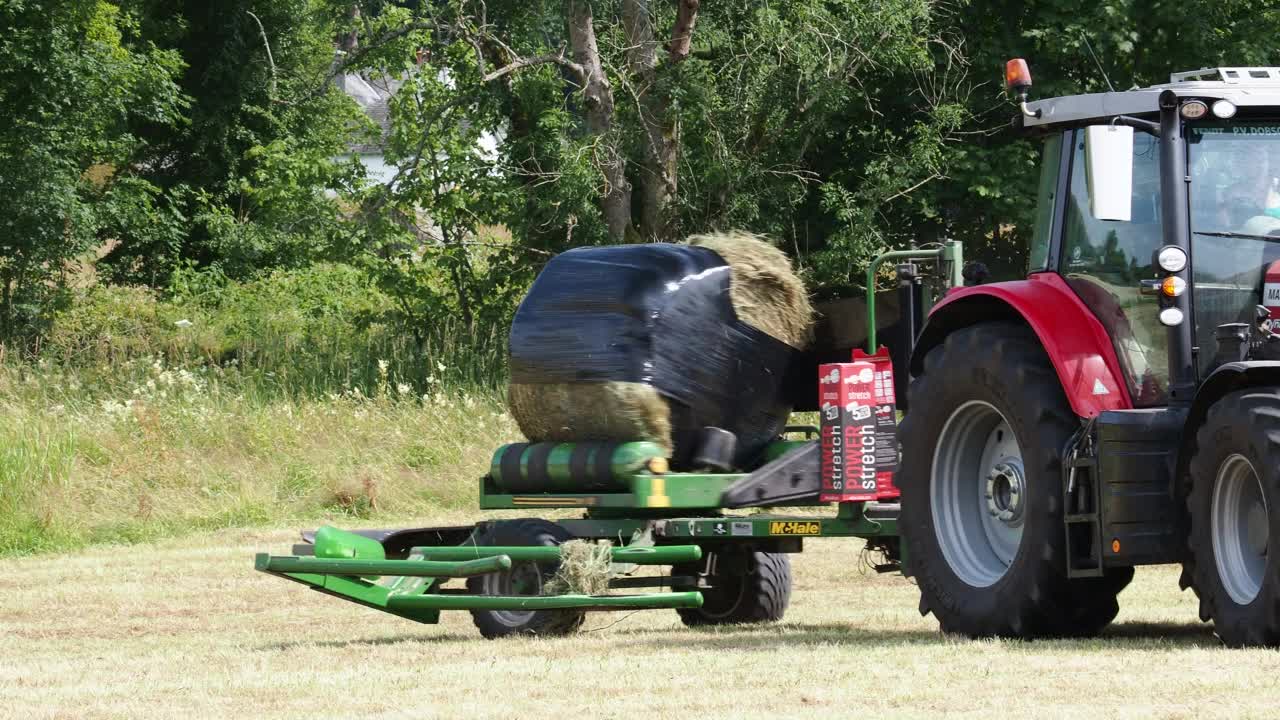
[507,233,811,456]
[507,381,672,452]
[688,231,814,349]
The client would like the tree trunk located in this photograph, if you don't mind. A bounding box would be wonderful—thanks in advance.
[623,0,699,241]
[622,0,671,241]
[341,5,359,53]
[567,1,631,242]
[667,0,700,64]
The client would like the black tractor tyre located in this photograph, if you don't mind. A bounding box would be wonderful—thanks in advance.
[1186,389,1280,647]
[466,518,586,639]
[673,550,791,626]
[899,322,1127,638]
[1056,567,1135,637]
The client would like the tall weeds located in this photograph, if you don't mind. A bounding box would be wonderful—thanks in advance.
[0,264,521,556]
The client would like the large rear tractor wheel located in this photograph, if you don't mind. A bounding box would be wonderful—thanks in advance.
[466,518,586,639]
[673,550,791,626]
[899,322,1127,638]
[1187,389,1280,647]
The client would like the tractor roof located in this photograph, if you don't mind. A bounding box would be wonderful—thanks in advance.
[1024,67,1280,129]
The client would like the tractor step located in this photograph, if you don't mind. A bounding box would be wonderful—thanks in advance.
[1063,437,1105,578]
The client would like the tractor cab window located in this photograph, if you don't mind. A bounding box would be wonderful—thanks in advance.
[1061,130,1169,406]
[1189,122,1280,378]
[1028,134,1064,273]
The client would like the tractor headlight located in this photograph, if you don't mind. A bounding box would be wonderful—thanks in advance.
[1180,100,1209,119]
[1157,246,1188,273]
[1159,307,1185,326]
[1212,100,1238,119]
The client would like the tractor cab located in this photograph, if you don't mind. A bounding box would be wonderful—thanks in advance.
[1020,66,1280,406]
[899,64,1280,647]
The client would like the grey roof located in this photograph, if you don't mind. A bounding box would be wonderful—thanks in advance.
[1025,67,1280,129]
[338,73,401,153]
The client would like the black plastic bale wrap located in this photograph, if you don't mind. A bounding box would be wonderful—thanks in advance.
[507,243,799,468]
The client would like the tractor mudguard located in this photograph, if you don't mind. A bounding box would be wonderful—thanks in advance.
[911,273,1132,418]
[1185,360,1280,445]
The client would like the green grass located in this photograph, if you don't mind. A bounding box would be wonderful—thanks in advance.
[0,358,521,557]
[0,262,525,556]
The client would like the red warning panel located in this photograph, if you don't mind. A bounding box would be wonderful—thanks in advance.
[818,348,899,503]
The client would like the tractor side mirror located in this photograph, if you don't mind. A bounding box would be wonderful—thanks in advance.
[1084,125,1134,222]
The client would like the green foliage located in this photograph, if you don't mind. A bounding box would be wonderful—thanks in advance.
[342,29,524,336]
[45,263,507,394]
[338,0,971,304]
[100,0,364,284]
[0,0,183,344]
[669,1,967,292]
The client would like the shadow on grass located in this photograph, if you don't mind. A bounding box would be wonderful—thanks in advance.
[261,632,481,651]
[259,619,1219,653]
[596,619,1219,651]
[1099,620,1217,645]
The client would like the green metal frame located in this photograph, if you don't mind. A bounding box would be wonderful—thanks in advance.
[865,240,963,352]
[255,526,707,624]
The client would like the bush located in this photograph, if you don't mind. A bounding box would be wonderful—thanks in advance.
[43,263,509,396]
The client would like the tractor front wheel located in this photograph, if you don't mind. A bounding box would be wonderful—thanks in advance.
[466,518,586,639]
[673,550,791,626]
[899,322,1125,638]
[1187,389,1280,647]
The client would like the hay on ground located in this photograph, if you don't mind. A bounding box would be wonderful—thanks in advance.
[544,539,614,596]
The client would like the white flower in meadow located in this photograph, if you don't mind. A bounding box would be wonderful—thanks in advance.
[436,361,446,372]
[397,383,411,396]
[378,359,389,373]
[174,319,193,328]
[425,375,437,385]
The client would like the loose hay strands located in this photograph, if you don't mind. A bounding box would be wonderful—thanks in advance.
[688,230,815,349]
[544,539,614,596]
[507,381,673,451]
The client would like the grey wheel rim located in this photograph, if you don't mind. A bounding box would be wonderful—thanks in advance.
[1212,454,1268,605]
[931,401,1026,588]
[482,562,545,626]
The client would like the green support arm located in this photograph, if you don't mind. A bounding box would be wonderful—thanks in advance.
[255,554,512,577]
[866,240,963,352]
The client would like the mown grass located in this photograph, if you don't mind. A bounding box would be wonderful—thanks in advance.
[0,532,1257,720]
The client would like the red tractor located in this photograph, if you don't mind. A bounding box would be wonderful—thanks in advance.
[899,62,1280,646]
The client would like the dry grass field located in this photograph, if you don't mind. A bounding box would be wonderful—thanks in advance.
[5,524,1280,720]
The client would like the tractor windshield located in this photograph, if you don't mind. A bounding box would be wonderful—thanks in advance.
[1189,121,1280,376]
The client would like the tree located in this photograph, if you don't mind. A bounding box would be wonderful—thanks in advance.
[99,0,363,285]
[328,0,970,307]
[0,0,183,344]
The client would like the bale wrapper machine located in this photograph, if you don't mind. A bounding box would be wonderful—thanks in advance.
[256,243,963,638]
